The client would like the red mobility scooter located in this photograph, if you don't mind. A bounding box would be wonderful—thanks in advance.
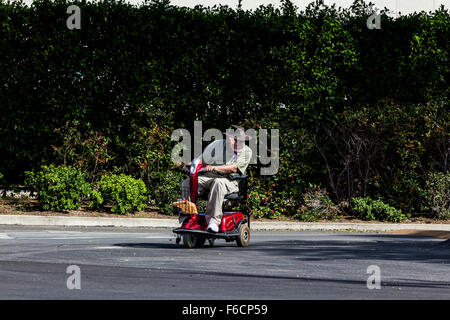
[172,159,250,248]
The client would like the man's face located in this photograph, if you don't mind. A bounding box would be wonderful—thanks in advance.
[226,135,236,151]
[226,135,243,153]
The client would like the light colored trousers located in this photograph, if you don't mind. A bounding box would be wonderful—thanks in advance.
[181,176,239,225]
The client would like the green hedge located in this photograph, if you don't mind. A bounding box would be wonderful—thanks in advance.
[1,0,449,217]
[420,172,450,219]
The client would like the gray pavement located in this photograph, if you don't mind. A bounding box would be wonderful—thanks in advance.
[0,226,449,299]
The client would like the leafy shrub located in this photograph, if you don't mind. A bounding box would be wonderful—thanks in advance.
[245,190,281,219]
[317,101,449,213]
[24,165,92,211]
[294,184,340,221]
[243,119,318,217]
[352,197,409,222]
[148,170,184,215]
[420,172,450,219]
[91,174,147,215]
[52,122,113,183]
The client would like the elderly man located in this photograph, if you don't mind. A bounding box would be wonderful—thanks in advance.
[180,126,252,232]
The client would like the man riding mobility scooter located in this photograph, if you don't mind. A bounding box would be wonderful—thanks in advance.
[172,157,251,248]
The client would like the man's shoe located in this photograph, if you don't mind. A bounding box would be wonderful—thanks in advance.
[207,221,219,233]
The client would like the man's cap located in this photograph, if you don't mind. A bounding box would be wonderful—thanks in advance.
[224,125,252,141]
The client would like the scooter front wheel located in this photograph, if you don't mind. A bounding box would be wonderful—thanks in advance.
[182,233,206,248]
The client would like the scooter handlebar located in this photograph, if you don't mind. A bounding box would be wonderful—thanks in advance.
[211,169,226,176]
[184,165,225,176]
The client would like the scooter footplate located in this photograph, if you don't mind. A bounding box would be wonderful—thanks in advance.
[173,228,239,239]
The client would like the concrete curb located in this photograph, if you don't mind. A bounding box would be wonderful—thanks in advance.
[0,214,449,232]
[251,221,450,232]
[0,215,180,228]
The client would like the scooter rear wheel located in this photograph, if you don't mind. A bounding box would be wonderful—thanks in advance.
[183,233,206,248]
[236,224,250,247]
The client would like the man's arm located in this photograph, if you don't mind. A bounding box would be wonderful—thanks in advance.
[205,164,238,174]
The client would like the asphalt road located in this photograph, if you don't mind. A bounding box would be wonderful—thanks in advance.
[0,226,449,300]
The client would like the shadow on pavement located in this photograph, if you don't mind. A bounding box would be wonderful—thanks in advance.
[114,242,178,249]
[246,236,450,264]
[115,233,450,264]
[114,242,238,249]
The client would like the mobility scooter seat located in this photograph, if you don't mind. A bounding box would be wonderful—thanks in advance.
[199,191,241,201]
[199,174,248,202]
[224,193,240,201]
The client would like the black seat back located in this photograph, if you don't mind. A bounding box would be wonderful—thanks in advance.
[199,174,248,203]
[228,174,248,203]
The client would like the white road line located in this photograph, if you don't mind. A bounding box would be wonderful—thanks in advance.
[1,234,174,240]
[26,236,174,240]
[144,236,175,239]
[46,231,83,234]
[12,237,97,240]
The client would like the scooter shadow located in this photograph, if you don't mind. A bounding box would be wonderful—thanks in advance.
[113,242,235,249]
[114,243,177,249]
